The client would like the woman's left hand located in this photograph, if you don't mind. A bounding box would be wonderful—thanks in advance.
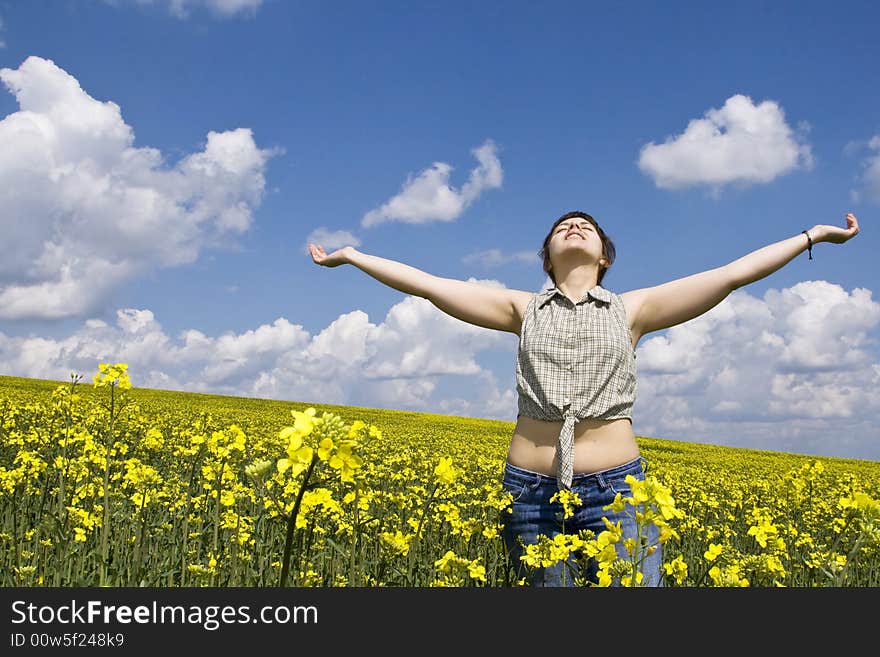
[815,213,860,244]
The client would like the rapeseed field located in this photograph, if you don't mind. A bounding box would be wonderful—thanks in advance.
[1,365,877,587]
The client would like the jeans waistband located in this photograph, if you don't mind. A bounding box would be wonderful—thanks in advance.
[503,455,647,487]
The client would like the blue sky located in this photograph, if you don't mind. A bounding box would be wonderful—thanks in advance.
[0,0,878,461]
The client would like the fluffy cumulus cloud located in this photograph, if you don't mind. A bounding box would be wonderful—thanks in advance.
[635,281,880,459]
[361,140,503,227]
[462,249,537,268]
[851,135,880,205]
[113,0,263,19]
[0,56,277,321]
[0,278,516,418]
[171,0,261,18]
[304,227,361,254]
[638,94,814,193]
[3,280,878,460]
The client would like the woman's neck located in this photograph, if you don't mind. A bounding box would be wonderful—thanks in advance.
[553,265,599,301]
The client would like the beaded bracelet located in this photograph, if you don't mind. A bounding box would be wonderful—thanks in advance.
[802,230,813,260]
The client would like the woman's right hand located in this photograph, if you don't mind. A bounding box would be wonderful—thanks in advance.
[308,244,353,267]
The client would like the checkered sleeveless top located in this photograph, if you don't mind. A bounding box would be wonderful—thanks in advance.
[515,284,637,488]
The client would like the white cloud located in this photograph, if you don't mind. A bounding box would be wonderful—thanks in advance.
[0,278,515,415]
[362,139,502,227]
[462,249,537,268]
[170,0,262,18]
[360,289,507,379]
[369,378,438,409]
[114,0,262,19]
[3,280,878,460]
[843,139,864,158]
[200,319,309,384]
[635,280,880,459]
[304,227,361,254]
[638,94,814,192]
[117,308,158,334]
[435,368,519,420]
[853,135,880,204]
[0,56,278,321]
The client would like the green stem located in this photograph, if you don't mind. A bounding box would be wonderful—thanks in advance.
[413,483,439,545]
[99,385,115,587]
[134,489,148,585]
[835,530,867,586]
[407,482,439,584]
[279,453,319,587]
[627,509,645,587]
[231,514,240,586]
[212,459,226,560]
[348,482,360,586]
[12,489,20,575]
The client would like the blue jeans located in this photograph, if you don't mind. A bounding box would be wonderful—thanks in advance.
[501,456,664,587]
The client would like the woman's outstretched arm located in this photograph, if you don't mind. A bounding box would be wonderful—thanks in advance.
[308,244,532,334]
[624,214,861,341]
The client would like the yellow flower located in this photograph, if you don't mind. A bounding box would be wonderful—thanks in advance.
[840,491,880,515]
[708,565,721,583]
[277,436,314,477]
[521,533,578,569]
[93,362,132,389]
[704,543,723,562]
[709,563,750,587]
[318,438,334,461]
[620,570,644,587]
[596,570,613,587]
[664,555,688,585]
[605,492,626,514]
[290,408,317,435]
[468,561,487,582]
[434,457,458,485]
[434,550,460,573]
[747,519,778,549]
[379,530,413,557]
[550,489,583,519]
[432,575,464,587]
[625,475,650,504]
[143,427,164,450]
[329,444,363,483]
[658,524,679,543]
[279,426,301,443]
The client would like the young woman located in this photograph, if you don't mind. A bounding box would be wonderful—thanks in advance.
[308,210,860,586]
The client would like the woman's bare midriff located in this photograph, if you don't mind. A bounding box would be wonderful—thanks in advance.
[506,415,640,476]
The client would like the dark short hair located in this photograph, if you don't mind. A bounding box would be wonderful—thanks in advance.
[538,211,616,286]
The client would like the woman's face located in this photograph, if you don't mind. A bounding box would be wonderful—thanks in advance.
[546,217,604,271]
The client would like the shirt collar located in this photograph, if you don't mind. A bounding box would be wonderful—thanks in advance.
[537,284,613,308]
